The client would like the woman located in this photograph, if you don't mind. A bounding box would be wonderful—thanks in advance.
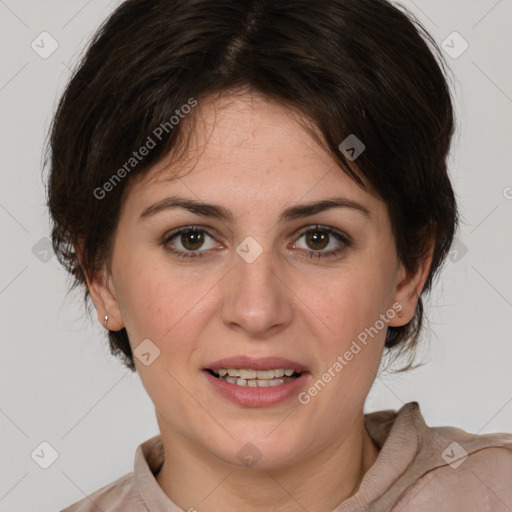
[47,0,512,510]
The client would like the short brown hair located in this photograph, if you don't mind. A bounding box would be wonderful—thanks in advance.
[45,0,458,373]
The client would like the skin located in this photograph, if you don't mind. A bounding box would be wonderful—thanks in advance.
[83,91,433,511]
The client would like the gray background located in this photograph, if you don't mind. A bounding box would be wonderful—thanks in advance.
[0,0,511,510]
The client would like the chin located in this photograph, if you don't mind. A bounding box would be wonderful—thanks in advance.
[206,428,307,470]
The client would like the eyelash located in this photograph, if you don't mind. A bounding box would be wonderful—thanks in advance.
[162,225,352,260]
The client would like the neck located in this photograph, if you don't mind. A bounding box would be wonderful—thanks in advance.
[155,415,379,512]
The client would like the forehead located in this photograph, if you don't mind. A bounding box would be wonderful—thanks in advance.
[147,92,333,181]
[122,92,386,223]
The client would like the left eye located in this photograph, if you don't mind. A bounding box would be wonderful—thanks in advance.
[293,226,351,255]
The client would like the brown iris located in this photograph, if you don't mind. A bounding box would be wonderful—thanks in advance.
[181,230,205,250]
[305,229,329,250]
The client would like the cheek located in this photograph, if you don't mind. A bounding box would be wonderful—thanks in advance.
[115,259,209,407]
[303,258,394,385]
[313,260,394,335]
[114,252,177,338]
[115,252,217,352]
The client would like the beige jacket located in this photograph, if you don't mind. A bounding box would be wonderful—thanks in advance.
[61,402,512,511]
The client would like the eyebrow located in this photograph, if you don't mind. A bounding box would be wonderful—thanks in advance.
[139,195,371,223]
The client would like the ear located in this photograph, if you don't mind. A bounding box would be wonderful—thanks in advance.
[388,238,434,327]
[74,238,125,331]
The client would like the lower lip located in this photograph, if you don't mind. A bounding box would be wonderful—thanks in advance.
[203,370,309,407]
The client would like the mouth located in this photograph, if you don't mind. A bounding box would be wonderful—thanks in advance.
[203,357,310,407]
[206,368,302,388]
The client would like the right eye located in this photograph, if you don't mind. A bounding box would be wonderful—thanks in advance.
[163,227,222,258]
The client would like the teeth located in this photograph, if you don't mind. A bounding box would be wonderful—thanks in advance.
[227,377,286,387]
[215,368,297,379]
[239,369,257,379]
[257,370,275,380]
[211,368,301,387]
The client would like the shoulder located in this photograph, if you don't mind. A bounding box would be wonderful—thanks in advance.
[394,445,512,511]
[392,413,512,511]
[365,402,512,511]
[60,471,146,512]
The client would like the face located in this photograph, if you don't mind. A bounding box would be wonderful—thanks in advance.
[91,92,425,470]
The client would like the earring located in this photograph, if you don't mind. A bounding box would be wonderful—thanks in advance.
[104,314,109,329]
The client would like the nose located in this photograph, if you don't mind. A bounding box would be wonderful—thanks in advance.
[220,243,294,338]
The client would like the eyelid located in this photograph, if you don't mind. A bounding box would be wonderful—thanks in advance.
[294,224,352,244]
[163,225,221,243]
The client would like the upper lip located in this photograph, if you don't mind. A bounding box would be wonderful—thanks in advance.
[204,356,308,373]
